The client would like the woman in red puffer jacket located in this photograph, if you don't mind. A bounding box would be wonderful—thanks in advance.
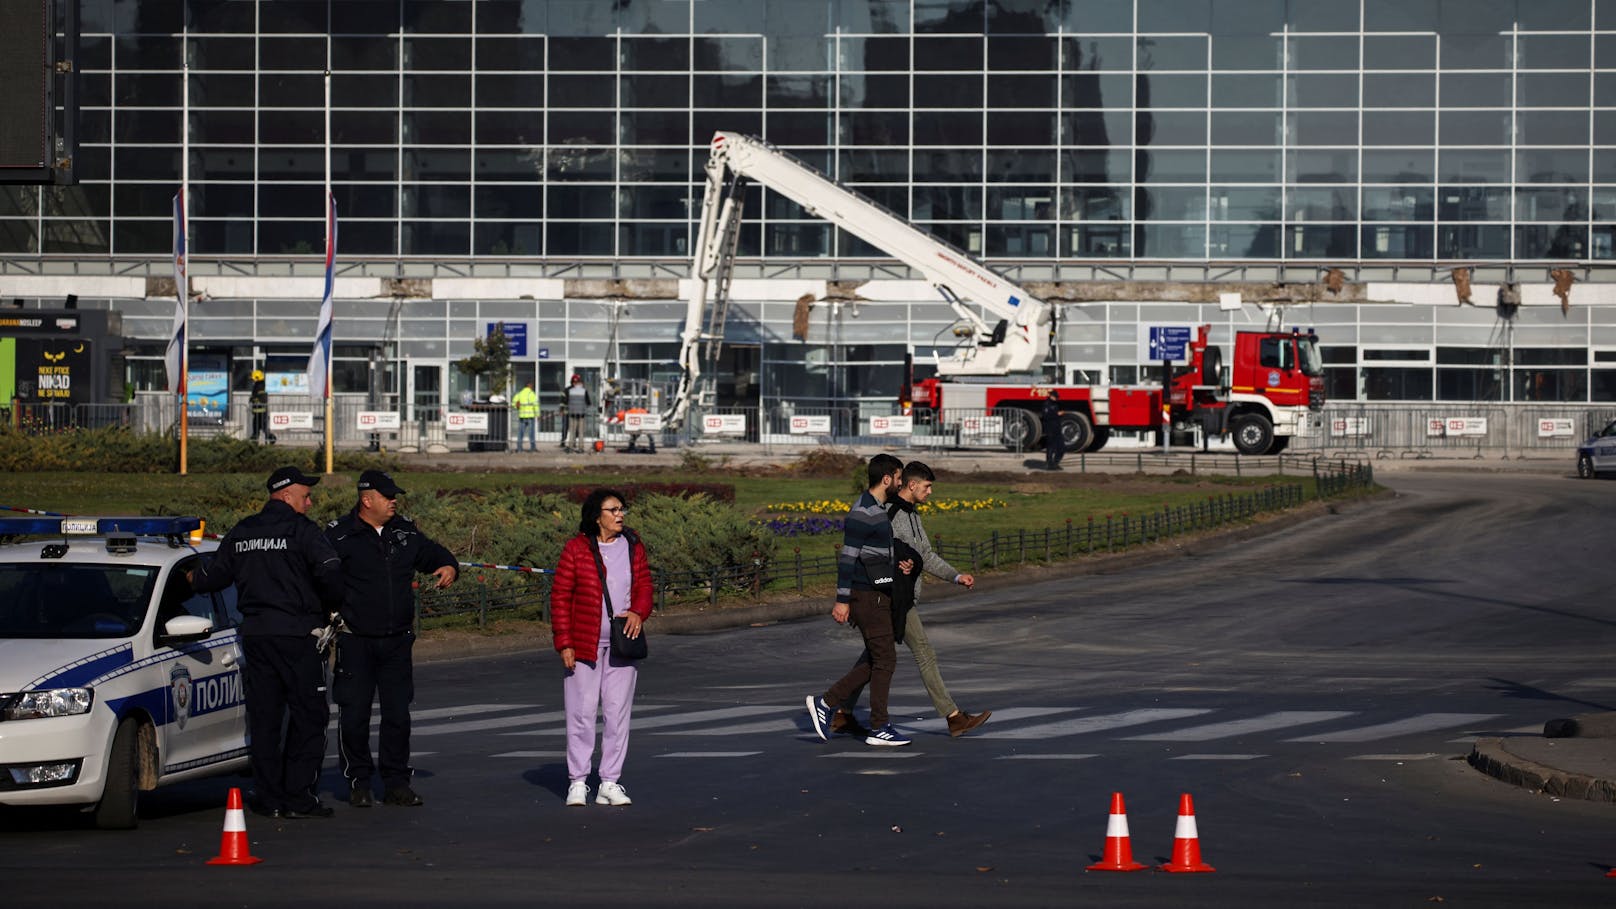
[551,487,652,808]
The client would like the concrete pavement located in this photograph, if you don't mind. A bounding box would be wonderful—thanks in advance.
[405,443,1609,802]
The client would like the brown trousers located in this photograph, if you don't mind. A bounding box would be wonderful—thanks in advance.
[824,588,897,727]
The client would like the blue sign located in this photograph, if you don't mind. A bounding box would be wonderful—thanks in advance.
[1146,326,1193,361]
[486,321,527,358]
[537,347,549,360]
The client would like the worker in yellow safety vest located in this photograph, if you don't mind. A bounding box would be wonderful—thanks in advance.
[511,380,539,452]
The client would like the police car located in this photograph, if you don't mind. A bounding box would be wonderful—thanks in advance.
[1577,418,1616,479]
[0,516,248,829]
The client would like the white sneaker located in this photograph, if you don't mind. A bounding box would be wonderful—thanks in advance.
[595,780,632,806]
[565,780,589,807]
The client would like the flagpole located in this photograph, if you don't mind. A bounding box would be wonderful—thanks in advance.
[323,68,333,475]
[178,31,189,476]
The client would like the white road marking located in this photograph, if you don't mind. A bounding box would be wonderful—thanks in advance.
[1285,713,1501,742]
[997,753,1100,760]
[657,751,763,758]
[821,751,923,759]
[1168,753,1266,761]
[1127,710,1355,741]
[489,750,567,758]
[993,708,1214,740]
[1347,753,1442,761]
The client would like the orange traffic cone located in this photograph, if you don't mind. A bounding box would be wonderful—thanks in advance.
[206,787,263,866]
[1086,791,1147,872]
[1159,792,1216,873]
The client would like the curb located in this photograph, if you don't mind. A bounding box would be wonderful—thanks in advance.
[1467,738,1616,803]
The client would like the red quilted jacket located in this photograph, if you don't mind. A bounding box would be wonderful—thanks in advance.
[551,531,653,654]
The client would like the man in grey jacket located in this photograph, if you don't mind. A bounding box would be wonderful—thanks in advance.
[832,460,991,738]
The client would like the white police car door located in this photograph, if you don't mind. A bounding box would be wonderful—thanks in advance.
[1595,420,1616,471]
[152,558,246,775]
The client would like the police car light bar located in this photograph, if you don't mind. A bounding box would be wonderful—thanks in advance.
[0,516,203,536]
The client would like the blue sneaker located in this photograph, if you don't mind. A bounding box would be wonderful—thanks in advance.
[864,724,911,747]
[806,695,833,742]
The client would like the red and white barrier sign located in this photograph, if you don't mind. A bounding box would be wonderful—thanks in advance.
[445,411,489,432]
[624,412,663,432]
[702,414,747,435]
[1428,417,1487,437]
[869,414,913,435]
[356,410,402,431]
[1537,418,1575,438]
[1330,417,1369,437]
[269,411,314,431]
[958,415,1004,437]
[789,415,831,434]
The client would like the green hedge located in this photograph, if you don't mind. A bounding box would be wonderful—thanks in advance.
[0,426,395,475]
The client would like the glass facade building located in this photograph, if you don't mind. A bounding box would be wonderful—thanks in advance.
[4,0,1616,412]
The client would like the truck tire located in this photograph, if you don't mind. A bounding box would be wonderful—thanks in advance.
[1087,427,1110,452]
[1232,413,1274,456]
[995,408,1037,451]
[1201,344,1223,386]
[94,718,140,830]
[1059,412,1092,452]
[1267,436,1290,455]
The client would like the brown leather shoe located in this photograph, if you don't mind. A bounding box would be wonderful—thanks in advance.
[947,710,991,737]
[829,710,869,737]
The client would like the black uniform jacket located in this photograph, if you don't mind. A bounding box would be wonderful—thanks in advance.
[324,509,457,636]
[192,499,344,637]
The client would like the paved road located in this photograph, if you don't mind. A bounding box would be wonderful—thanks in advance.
[7,471,1616,906]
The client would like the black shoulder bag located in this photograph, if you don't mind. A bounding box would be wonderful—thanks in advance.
[590,534,647,661]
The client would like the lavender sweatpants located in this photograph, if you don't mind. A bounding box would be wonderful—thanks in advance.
[563,642,639,783]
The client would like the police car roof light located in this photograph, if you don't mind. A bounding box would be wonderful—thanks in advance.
[0,516,204,537]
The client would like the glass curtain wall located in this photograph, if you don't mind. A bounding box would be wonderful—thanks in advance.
[4,0,1613,263]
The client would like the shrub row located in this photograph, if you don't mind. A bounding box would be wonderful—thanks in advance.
[0,426,395,475]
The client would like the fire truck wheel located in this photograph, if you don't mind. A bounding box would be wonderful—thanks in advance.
[1232,413,1274,456]
[1267,436,1289,455]
[995,408,1037,451]
[1086,428,1110,452]
[1058,413,1092,452]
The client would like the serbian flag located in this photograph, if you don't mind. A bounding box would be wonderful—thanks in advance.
[307,192,337,398]
[165,191,187,397]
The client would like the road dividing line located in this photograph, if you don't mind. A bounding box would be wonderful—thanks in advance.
[1284,713,1500,742]
[992,708,1213,740]
[1127,710,1354,741]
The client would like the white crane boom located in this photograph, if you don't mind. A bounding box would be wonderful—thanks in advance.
[667,131,1052,430]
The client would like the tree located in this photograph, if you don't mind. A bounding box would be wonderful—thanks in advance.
[455,325,513,400]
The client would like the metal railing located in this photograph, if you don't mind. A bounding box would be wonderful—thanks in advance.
[1290,404,1616,459]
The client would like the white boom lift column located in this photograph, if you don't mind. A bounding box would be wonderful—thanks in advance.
[667,131,1053,430]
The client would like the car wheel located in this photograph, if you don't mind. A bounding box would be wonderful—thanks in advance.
[94,718,140,830]
[1232,414,1274,456]
[1578,453,1596,479]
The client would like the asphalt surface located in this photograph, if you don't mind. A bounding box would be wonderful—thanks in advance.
[6,462,1616,906]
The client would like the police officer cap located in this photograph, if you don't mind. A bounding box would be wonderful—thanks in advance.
[357,469,405,498]
[267,465,321,492]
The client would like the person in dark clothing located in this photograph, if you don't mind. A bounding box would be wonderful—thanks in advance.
[191,465,343,819]
[248,369,276,444]
[1042,390,1065,470]
[324,470,457,808]
[806,453,915,747]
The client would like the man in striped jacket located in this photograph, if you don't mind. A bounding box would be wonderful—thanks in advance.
[806,453,914,747]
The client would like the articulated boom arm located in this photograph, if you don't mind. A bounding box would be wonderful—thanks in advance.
[667,131,1051,430]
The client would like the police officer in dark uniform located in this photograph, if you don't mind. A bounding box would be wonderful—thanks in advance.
[324,470,457,808]
[192,465,343,819]
[1042,390,1066,470]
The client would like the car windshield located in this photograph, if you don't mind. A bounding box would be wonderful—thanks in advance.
[1297,337,1325,377]
[0,564,158,638]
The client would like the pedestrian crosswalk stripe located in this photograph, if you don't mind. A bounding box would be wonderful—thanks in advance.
[490,750,566,758]
[993,708,1214,740]
[821,751,923,759]
[1168,753,1266,761]
[412,703,536,721]
[892,706,1087,735]
[997,753,1100,760]
[1127,710,1355,742]
[1346,753,1441,761]
[1284,713,1500,743]
[415,708,567,736]
[658,751,763,758]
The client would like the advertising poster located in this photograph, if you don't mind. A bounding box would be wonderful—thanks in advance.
[186,370,228,424]
[266,371,309,396]
[0,337,93,403]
